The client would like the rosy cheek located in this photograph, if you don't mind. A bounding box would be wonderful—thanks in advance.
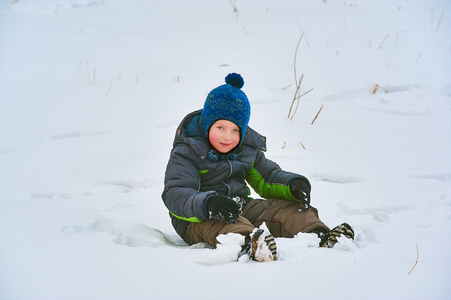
[233,135,240,146]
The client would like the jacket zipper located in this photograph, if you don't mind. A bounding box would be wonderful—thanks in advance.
[223,159,233,196]
[227,159,233,178]
[224,182,230,196]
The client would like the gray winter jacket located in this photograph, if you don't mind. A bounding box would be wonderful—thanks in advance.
[162,109,310,242]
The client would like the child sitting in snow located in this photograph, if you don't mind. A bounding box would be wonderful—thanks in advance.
[162,73,354,261]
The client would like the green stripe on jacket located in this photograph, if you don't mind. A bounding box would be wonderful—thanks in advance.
[170,211,203,223]
[246,166,298,201]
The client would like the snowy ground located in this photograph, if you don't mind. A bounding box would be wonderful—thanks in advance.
[1,0,450,299]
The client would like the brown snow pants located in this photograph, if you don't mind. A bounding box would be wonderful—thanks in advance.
[186,198,330,247]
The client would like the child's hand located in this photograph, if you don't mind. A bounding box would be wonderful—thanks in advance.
[206,195,243,223]
[290,180,311,209]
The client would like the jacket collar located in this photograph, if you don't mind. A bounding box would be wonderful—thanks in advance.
[174,110,267,160]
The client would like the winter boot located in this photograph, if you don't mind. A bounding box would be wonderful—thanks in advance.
[239,228,277,262]
[319,223,354,248]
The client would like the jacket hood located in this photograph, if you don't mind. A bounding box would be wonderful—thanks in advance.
[174,110,266,160]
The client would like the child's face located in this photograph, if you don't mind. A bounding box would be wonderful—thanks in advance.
[208,120,240,153]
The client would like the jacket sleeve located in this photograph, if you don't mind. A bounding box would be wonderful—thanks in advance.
[162,145,215,222]
[246,149,311,201]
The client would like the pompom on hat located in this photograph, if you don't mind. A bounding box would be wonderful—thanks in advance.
[200,73,251,148]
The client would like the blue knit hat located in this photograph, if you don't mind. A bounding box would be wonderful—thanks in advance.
[200,73,251,146]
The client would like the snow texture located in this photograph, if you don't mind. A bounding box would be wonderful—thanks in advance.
[1,0,450,299]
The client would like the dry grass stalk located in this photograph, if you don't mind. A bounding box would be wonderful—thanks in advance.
[311,104,324,125]
[282,141,286,149]
[296,21,310,47]
[92,61,96,85]
[290,83,314,120]
[343,15,348,36]
[105,78,114,96]
[300,142,306,149]
[293,34,303,85]
[229,0,238,19]
[408,244,419,275]
[288,74,303,118]
[288,34,314,120]
[92,178,105,185]
[78,59,92,86]
[436,12,444,31]
[2,0,12,12]
[282,84,292,90]
[378,33,390,49]
[371,84,388,94]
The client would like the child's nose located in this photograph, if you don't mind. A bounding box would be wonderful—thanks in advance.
[223,131,232,140]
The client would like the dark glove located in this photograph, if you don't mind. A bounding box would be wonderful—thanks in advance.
[205,194,244,223]
[290,179,311,209]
